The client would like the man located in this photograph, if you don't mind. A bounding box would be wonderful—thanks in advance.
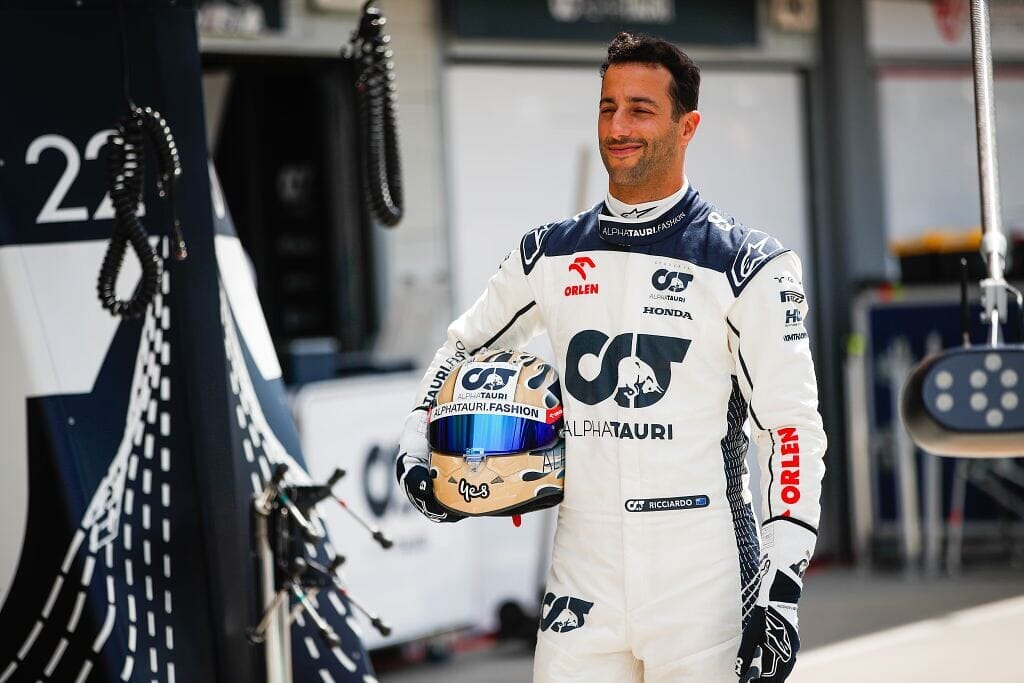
[396,32,826,682]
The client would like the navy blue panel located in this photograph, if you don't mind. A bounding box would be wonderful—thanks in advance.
[0,5,374,683]
[517,186,787,296]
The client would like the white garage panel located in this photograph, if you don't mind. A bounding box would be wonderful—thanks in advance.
[443,64,813,313]
[879,70,1024,243]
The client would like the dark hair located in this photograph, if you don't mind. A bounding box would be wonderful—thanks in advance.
[600,32,700,120]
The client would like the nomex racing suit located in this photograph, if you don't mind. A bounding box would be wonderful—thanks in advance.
[403,183,827,681]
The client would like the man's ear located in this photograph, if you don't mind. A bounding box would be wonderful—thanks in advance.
[679,110,701,144]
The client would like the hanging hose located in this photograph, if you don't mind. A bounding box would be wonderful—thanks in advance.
[97,105,185,319]
[347,1,403,227]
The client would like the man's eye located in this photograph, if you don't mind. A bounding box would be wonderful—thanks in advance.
[635,109,653,115]
[600,108,615,114]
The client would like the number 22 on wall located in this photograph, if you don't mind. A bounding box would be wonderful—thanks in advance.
[25,132,146,224]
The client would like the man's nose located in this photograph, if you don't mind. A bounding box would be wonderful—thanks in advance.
[609,110,632,138]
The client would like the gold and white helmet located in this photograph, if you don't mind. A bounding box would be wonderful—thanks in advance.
[428,349,565,517]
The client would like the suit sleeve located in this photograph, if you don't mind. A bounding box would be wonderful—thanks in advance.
[726,250,827,531]
[411,245,544,413]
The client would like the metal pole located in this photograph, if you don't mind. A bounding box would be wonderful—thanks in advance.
[254,510,291,683]
[922,333,944,577]
[971,0,1009,343]
[891,339,922,571]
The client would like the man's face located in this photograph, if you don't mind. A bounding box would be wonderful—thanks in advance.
[598,63,697,189]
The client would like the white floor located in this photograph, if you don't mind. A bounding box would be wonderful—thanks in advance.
[792,594,1024,682]
[378,568,1024,682]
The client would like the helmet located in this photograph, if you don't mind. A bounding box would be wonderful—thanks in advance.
[427,349,565,516]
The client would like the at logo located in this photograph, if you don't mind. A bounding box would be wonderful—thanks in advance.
[779,290,805,304]
[540,593,594,634]
[564,330,690,408]
[461,367,517,391]
[708,211,735,232]
[651,269,692,292]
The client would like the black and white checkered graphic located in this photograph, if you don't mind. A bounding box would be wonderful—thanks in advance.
[1,241,179,683]
[722,376,761,630]
[218,285,377,683]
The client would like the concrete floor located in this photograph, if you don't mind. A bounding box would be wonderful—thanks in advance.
[377,566,1024,682]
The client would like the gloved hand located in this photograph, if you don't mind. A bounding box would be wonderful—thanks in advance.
[735,519,816,682]
[395,410,465,523]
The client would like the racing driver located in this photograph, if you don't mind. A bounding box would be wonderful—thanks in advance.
[396,32,827,683]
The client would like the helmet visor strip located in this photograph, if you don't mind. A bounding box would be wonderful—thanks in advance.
[429,412,560,456]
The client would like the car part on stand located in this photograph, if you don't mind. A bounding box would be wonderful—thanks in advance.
[250,464,394,675]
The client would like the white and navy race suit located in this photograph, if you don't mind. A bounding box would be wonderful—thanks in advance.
[411,181,827,682]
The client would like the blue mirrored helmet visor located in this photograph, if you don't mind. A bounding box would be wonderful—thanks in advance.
[429,413,560,456]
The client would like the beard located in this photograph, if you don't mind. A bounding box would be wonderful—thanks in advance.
[600,128,678,187]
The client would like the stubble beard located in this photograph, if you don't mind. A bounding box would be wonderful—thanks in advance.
[601,130,677,188]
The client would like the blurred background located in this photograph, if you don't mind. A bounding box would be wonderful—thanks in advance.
[2,0,1023,681]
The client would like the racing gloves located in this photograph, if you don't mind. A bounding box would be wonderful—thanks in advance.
[735,519,816,682]
[395,410,465,523]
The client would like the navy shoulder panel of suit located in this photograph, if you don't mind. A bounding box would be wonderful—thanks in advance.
[519,202,618,275]
[674,194,791,297]
[518,187,788,296]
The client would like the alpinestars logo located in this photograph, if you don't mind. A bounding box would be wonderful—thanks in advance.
[780,290,805,304]
[730,230,783,288]
[540,593,594,634]
[620,205,658,219]
[521,223,553,274]
[564,330,690,408]
[762,609,795,677]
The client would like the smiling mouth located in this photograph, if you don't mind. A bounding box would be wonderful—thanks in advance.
[606,145,642,158]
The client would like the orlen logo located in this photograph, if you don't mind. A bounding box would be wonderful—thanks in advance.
[651,269,692,293]
[778,427,801,509]
[461,367,516,391]
[568,256,595,280]
[565,256,599,297]
[564,330,690,408]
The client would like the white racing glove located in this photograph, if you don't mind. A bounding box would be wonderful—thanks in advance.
[735,519,816,682]
[395,410,465,524]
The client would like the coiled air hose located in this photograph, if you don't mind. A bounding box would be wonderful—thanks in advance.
[348,1,404,227]
[97,106,186,319]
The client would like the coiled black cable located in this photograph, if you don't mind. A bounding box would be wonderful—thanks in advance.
[97,105,185,319]
[348,1,403,227]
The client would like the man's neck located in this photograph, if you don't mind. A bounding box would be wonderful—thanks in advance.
[608,175,685,204]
